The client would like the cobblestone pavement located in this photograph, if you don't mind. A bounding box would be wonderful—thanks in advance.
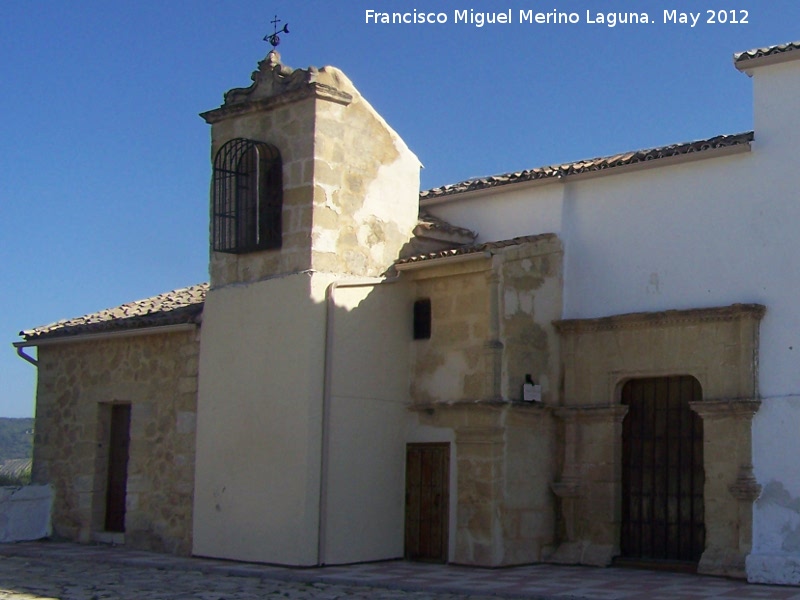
[1,541,800,599]
[0,554,495,600]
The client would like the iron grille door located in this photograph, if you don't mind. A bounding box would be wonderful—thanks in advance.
[621,376,705,563]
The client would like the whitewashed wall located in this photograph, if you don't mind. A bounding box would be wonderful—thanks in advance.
[427,57,800,584]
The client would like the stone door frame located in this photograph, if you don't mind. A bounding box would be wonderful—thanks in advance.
[552,304,764,578]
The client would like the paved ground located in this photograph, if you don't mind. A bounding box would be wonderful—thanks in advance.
[1,541,800,599]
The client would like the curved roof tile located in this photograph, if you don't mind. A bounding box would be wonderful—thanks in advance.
[21,283,208,342]
[420,132,753,202]
[735,40,800,66]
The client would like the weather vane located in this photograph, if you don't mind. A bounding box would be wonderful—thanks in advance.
[264,15,289,49]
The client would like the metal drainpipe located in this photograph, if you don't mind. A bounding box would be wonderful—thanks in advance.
[317,274,400,566]
[14,345,38,367]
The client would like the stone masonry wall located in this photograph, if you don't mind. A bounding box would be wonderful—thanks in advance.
[499,234,562,403]
[410,259,493,405]
[32,330,199,555]
[408,236,563,566]
[208,99,317,286]
[310,79,419,277]
[207,63,420,287]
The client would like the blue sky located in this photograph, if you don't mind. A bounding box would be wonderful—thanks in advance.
[1,1,797,418]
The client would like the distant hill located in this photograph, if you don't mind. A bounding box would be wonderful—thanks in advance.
[0,418,34,462]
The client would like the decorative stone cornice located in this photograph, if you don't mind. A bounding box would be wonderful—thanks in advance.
[554,303,765,335]
[409,399,550,413]
[689,399,761,419]
[554,404,629,422]
[200,51,352,124]
[225,51,315,104]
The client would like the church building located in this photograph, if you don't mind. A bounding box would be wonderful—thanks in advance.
[15,39,800,586]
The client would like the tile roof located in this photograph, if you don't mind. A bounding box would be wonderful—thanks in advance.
[20,283,208,342]
[416,210,477,240]
[420,132,753,202]
[396,233,558,266]
[734,40,800,67]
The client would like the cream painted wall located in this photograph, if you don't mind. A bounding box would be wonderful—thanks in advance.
[195,273,417,566]
[425,57,800,583]
[321,281,412,564]
[193,272,329,566]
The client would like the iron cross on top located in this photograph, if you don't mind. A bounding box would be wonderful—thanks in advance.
[264,15,290,48]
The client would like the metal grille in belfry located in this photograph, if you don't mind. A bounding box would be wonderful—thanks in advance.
[212,138,282,253]
[621,376,705,564]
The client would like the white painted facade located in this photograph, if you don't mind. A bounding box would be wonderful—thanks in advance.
[424,55,800,584]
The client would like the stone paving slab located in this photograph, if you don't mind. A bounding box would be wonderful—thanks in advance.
[0,554,498,600]
[1,542,800,599]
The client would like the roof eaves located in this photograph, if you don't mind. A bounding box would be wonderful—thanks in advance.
[735,40,800,71]
[397,233,558,267]
[419,132,754,204]
[20,283,208,342]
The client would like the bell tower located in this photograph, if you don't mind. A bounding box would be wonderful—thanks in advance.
[193,49,420,566]
[199,50,421,285]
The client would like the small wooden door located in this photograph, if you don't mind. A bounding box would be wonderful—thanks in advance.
[104,404,131,533]
[620,376,705,564]
[405,443,449,562]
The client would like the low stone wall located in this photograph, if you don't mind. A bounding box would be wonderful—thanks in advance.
[0,485,52,542]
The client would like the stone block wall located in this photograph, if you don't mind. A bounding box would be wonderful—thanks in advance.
[205,60,420,287]
[409,259,494,405]
[416,404,556,566]
[208,98,317,286]
[407,235,564,566]
[499,234,562,403]
[32,329,199,555]
[309,80,419,277]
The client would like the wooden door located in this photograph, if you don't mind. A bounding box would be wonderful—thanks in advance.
[104,404,131,533]
[405,443,449,562]
[620,376,705,564]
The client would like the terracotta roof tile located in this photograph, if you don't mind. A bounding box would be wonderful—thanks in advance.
[397,233,558,266]
[420,132,753,202]
[735,40,800,66]
[21,283,208,342]
[417,210,477,240]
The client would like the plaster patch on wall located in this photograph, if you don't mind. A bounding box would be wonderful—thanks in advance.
[313,228,339,253]
[756,480,800,552]
[504,290,519,316]
[421,353,469,403]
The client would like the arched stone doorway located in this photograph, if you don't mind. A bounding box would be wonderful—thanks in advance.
[620,376,705,565]
[552,304,764,577]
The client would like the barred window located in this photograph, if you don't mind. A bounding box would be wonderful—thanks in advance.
[212,138,282,254]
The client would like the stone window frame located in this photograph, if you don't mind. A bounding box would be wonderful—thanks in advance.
[212,138,283,254]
